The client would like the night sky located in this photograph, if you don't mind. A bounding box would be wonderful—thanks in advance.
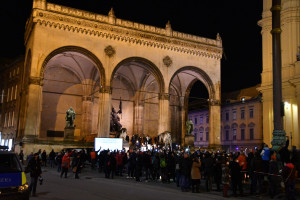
[0,0,262,93]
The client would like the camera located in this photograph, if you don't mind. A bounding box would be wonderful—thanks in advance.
[39,177,43,185]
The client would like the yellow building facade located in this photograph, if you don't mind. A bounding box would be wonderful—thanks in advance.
[16,0,222,154]
[258,0,300,148]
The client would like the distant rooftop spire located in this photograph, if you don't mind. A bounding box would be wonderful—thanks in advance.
[165,20,172,29]
[165,20,172,36]
[108,8,116,24]
[108,8,115,18]
[216,33,222,41]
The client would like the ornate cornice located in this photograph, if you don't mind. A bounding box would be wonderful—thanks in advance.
[27,3,222,59]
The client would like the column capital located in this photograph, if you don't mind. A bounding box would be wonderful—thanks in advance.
[99,86,112,94]
[82,96,92,101]
[29,76,43,86]
[159,93,170,100]
[209,99,220,106]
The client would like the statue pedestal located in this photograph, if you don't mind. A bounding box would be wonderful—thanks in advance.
[184,135,195,147]
[64,127,75,141]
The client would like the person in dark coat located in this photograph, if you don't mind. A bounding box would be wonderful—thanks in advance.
[278,137,290,167]
[250,151,263,196]
[152,152,160,181]
[27,153,42,197]
[55,152,63,172]
[268,153,280,198]
[213,156,222,191]
[72,153,84,179]
[229,156,243,196]
[41,150,47,167]
[135,151,143,181]
[180,153,192,192]
[203,152,214,192]
[49,149,56,168]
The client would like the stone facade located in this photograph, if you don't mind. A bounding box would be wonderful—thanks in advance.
[0,57,24,152]
[15,0,222,154]
[189,86,263,151]
[258,0,300,148]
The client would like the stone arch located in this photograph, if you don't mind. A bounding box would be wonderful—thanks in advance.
[169,66,215,100]
[40,46,105,87]
[111,57,165,94]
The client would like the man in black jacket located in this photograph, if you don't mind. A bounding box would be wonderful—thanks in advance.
[27,153,42,197]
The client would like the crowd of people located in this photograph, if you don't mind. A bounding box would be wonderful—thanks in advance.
[21,137,299,199]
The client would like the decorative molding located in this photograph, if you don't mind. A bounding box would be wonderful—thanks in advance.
[28,7,222,59]
[82,96,92,101]
[159,93,170,100]
[29,76,43,86]
[163,56,172,67]
[104,45,115,57]
[99,86,112,94]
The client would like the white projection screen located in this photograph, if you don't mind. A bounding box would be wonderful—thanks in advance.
[94,138,123,151]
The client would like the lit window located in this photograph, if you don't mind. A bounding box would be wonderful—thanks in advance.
[250,128,254,140]
[232,110,237,120]
[199,127,204,141]
[206,131,209,142]
[1,89,4,103]
[200,115,203,124]
[249,108,254,118]
[241,129,245,140]
[7,88,10,102]
[241,109,245,119]
[14,85,17,100]
[11,112,14,127]
[233,129,237,140]
[8,139,13,151]
[225,112,229,121]
[225,130,229,141]
[10,87,13,101]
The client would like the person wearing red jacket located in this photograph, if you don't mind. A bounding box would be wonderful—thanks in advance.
[115,151,124,176]
[60,150,73,178]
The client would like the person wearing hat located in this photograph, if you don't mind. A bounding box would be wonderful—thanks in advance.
[26,153,42,197]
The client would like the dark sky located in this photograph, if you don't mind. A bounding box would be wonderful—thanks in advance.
[0,0,262,93]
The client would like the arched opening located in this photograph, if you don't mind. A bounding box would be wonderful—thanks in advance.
[169,66,214,145]
[110,57,164,139]
[40,49,104,141]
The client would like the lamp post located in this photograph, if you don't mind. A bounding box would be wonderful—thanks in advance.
[271,0,286,150]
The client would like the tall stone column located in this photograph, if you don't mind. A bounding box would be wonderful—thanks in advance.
[97,86,112,138]
[133,100,144,134]
[22,77,43,142]
[158,93,170,134]
[82,96,92,138]
[209,100,221,148]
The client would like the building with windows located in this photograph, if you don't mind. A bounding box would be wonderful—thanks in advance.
[0,57,24,151]
[258,0,300,149]
[189,85,263,151]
